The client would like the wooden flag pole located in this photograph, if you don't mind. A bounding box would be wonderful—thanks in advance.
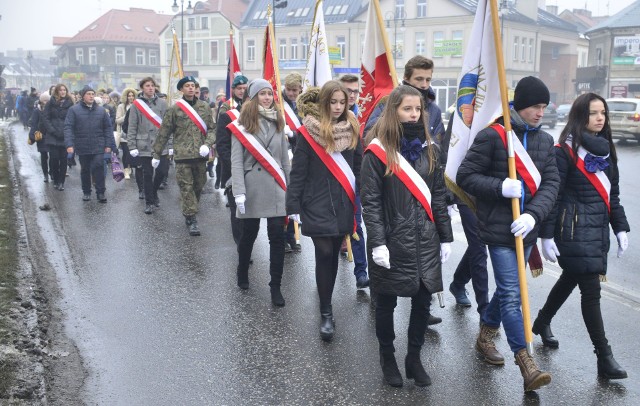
[266,5,286,117]
[171,26,184,78]
[229,22,235,109]
[489,0,534,355]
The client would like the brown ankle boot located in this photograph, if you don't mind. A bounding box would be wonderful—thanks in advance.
[514,348,551,392]
[476,323,505,365]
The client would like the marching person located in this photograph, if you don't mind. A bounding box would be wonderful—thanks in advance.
[456,76,560,392]
[153,76,216,236]
[41,84,74,191]
[116,87,137,181]
[28,93,52,183]
[216,74,249,245]
[127,77,169,215]
[535,93,629,380]
[228,79,291,306]
[64,85,115,203]
[286,81,362,341]
[361,85,453,388]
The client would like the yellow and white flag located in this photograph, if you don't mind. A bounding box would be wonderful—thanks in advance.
[445,0,502,201]
[303,0,332,91]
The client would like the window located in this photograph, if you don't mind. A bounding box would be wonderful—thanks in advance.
[115,47,125,65]
[122,24,132,31]
[302,36,309,60]
[433,31,443,56]
[326,6,334,14]
[247,39,256,62]
[201,17,208,30]
[513,36,519,61]
[415,32,425,54]
[528,38,534,62]
[253,11,261,20]
[291,38,298,60]
[521,37,526,61]
[301,8,310,17]
[596,47,602,65]
[75,48,84,65]
[188,17,195,30]
[417,0,427,18]
[182,44,189,64]
[166,43,172,63]
[395,0,405,18]
[395,33,404,60]
[210,40,219,63]
[195,41,203,64]
[225,40,230,61]
[295,8,303,17]
[453,30,463,57]
[551,46,559,60]
[337,35,346,60]
[149,50,158,66]
[89,47,97,65]
[279,38,287,60]
[339,5,348,14]
[136,49,145,65]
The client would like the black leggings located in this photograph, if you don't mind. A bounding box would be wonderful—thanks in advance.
[48,146,67,185]
[237,217,286,286]
[39,151,50,178]
[312,236,344,308]
[537,271,608,351]
[120,142,132,169]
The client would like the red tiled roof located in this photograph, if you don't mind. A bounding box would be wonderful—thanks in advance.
[52,37,72,46]
[189,0,249,27]
[65,8,172,45]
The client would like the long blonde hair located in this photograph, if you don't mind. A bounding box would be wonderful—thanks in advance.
[365,85,436,175]
[317,80,359,153]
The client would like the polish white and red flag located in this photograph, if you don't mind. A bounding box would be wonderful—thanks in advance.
[357,0,398,133]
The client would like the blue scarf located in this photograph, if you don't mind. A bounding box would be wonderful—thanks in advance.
[400,122,426,163]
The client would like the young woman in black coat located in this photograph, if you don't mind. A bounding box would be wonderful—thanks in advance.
[41,84,74,190]
[28,93,52,182]
[286,81,361,342]
[361,85,452,387]
[536,93,630,380]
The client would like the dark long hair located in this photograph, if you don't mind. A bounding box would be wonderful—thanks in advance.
[365,85,436,175]
[559,92,617,164]
[53,84,72,103]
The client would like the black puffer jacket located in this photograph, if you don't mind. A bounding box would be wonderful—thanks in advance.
[361,142,453,297]
[41,97,74,147]
[457,113,560,247]
[539,135,629,275]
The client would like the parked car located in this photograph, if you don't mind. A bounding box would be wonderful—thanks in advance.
[606,98,640,142]
[540,105,558,129]
[556,104,572,122]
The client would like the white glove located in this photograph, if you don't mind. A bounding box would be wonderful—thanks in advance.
[510,213,536,238]
[541,238,560,263]
[151,158,160,169]
[199,145,210,158]
[616,231,628,258]
[447,204,458,218]
[288,214,301,224]
[502,178,522,198]
[129,149,139,158]
[440,242,452,264]
[169,149,174,156]
[372,245,390,269]
[284,125,294,138]
[234,194,246,214]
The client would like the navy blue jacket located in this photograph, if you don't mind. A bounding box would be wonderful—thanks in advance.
[64,102,115,155]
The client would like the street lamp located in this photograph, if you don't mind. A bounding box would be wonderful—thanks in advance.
[385,11,406,67]
[171,0,194,64]
[26,51,33,88]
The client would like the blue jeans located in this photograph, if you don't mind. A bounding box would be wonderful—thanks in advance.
[352,194,368,278]
[452,202,489,315]
[482,245,532,354]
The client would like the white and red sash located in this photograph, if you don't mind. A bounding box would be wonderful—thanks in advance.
[132,99,162,128]
[366,138,434,222]
[299,126,357,233]
[176,99,207,135]
[282,102,301,131]
[226,109,240,122]
[492,124,542,196]
[226,120,287,191]
[557,141,611,212]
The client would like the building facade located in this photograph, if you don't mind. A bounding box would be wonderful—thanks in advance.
[53,8,172,91]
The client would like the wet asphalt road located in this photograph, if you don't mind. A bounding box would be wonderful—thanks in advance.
[8,122,640,405]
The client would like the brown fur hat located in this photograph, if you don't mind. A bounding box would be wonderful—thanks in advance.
[296,87,321,120]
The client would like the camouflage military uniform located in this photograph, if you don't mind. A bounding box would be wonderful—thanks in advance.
[153,97,216,217]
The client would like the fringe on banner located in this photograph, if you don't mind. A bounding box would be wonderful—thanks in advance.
[528,244,544,278]
[600,274,607,282]
[445,176,476,212]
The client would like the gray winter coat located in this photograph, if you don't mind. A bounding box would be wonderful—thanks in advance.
[231,116,290,219]
[127,95,168,156]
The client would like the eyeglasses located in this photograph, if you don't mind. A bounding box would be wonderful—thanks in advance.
[346,89,360,95]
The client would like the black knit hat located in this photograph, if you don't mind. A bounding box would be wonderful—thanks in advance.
[513,76,550,111]
[177,76,197,90]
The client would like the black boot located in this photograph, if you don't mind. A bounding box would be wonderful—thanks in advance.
[405,349,431,387]
[596,346,627,379]
[380,351,403,387]
[532,317,559,348]
[237,266,249,290]
[270,286,285,307]
[187,216,200,236]
[144,204,153,214]
[319,305,335,342]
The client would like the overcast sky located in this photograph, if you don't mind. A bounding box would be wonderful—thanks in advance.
[0,0,637,53]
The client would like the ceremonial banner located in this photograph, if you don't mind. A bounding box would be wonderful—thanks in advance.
[303,0,332,91]
[225,26,242,109]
